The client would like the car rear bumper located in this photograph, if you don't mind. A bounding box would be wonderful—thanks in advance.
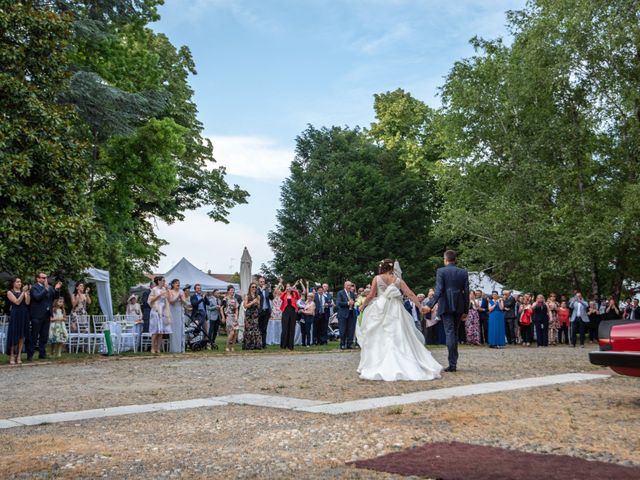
[589,351,640,369]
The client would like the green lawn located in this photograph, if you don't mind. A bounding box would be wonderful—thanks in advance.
[0,337,345,366]
[1,336,447,366]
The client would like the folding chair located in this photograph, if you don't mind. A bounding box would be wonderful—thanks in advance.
[117,316,138,353]
[69,315,92,353]
[91,315,109,353]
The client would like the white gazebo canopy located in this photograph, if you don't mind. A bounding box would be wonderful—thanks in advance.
[164,257,235,291]
[68,268,114,321]
[469,271,522,296]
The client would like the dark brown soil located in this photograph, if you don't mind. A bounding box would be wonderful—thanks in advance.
[351,441,640,479]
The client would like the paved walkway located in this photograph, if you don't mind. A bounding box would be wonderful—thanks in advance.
[0,372,608,429]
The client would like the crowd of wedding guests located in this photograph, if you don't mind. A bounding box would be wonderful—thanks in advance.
[410,289,639,350]
[5,270,639,363]
[132,276,337,353]
[3,272,92,364]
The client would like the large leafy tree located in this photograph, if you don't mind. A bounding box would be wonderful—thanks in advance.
[369,88,444,173]
[438,0,640,297]
[0,0,98,280]
[268,126,440,291]
[21,1,248,303]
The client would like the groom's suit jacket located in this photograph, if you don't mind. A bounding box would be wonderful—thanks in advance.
[427,264,469,316]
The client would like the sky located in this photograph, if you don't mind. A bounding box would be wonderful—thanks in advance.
[152,0,525,274]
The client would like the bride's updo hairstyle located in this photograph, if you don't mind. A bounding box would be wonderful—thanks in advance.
[378,258,395,274]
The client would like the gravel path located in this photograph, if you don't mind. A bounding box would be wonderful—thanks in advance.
[1,345,636,479]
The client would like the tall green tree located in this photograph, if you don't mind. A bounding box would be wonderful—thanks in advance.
[0,0,98,280]
[369,88,444,172]
[268,126,440,291]
[35,1,248,304]
[438,0,640,297]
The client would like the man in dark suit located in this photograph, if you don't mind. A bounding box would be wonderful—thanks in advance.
[336,280,357,349]
[502,290,517,345]
[141,282,152,332]
[257,277,273,349]
[423,250,469,372]
[190,283,209,327]
[475,289,489,344]
[320,283,333,344]
[313,286,326,345]
[629,298,640,321]
[139,283,152,351]
[28,272,61,360]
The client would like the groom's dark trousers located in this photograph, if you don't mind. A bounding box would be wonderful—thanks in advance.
[441,312,461,369]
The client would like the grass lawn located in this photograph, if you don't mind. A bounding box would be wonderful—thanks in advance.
[0,334,447,366]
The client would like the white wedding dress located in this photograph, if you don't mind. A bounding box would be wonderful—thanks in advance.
[357,275,442,381]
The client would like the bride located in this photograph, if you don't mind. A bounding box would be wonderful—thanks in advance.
[357,259,442,381]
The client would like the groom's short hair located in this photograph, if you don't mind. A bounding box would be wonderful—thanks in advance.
[444,250,457,263]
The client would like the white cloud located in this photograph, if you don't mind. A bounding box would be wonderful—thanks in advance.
[209,135,293,180]
[155,209,273,274]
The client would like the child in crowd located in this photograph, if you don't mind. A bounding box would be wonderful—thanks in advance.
[49,297,68,357]
[557,301,570,345]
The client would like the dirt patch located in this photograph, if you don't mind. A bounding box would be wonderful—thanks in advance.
[351,441,640,479]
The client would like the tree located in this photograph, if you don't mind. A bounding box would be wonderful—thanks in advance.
[25,1,248,306]
[369,88,444,172]
[268,125,441,291]
[437,0,640,296]
[0,0,98,280]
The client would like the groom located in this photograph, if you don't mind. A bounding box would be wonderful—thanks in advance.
[423,250,469,372]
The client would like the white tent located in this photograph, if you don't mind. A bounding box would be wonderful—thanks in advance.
[84,268,114,320]
[469,272,522,296]
[163,257,234,291]
[68,268,114,321]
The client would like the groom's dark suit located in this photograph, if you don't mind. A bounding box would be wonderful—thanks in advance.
[427,263,469,369]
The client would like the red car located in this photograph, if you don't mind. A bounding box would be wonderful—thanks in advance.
[589,320,640,377]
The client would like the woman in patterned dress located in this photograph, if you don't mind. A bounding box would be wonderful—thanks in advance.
[465,291,481,345]
[70,282,91,333]
[546,293,560,345]
[270,283,283,321]
[221,285,239,352]
[242,283,263,350]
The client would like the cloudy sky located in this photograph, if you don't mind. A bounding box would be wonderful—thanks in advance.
[152,0,525,274]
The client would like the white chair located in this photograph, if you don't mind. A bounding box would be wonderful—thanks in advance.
[0,315,7,354]
[117,316,138,353]
[91,315,109,353]
[69,315,92,353]
[140,331,152,352]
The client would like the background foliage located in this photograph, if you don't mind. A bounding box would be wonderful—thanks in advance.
[269,1,640,297]
[267,125,442,291]
[0,0,247,308]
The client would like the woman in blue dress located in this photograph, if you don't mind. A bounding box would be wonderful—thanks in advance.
[488,290,506,348]
[6,277,30,365]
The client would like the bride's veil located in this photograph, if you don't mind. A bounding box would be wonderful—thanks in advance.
[393,260,402,279]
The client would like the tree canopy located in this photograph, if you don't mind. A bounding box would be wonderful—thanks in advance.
[437,0,640,297]
[0,0,247,306]
[268,125,442,291]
